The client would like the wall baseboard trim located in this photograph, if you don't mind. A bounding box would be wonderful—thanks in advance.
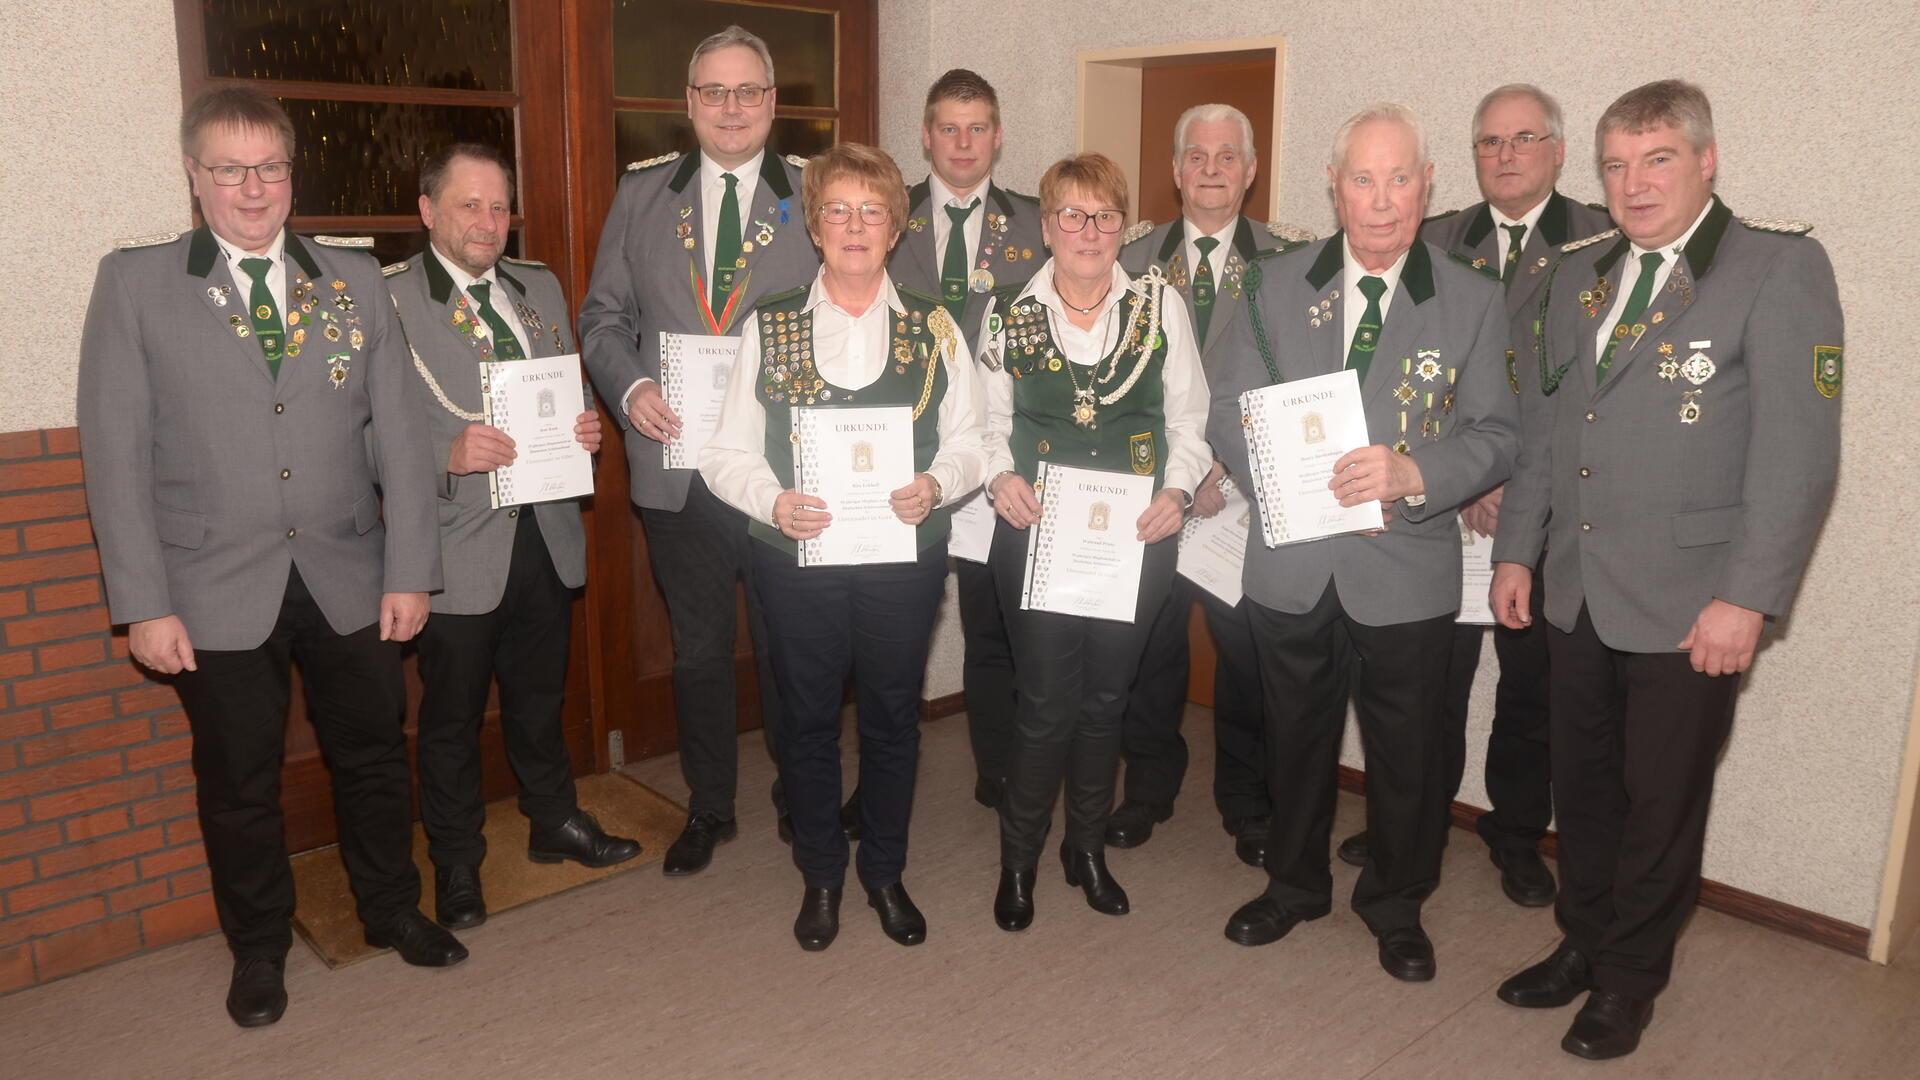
[921,692,966,721]
[1334,766,1870,959]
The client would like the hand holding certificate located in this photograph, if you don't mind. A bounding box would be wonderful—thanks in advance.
[1177,478,1250,607]
[792,405,917,567]
[660,332,739,469]
[1457,520,1495,625]
[482,353,594,509]
[1020,463,1155,622]
[1238,369,1383,547]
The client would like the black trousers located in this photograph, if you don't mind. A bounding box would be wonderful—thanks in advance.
[1120,574,1269,820]
[955,557,1014,785]
[752,542,946,890]
[1249,583,1455,935]
[1548,605,1739,998]
[639,477,785,820]
[172,566,420,959]
[989,518,1176,867]
[415,514,580,868]
[1441,565,1552,853]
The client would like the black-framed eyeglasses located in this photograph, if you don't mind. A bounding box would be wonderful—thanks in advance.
[690,83,771,108]
[1053,207,1125,234]
[819,202,890,226]
[196,159,293,185]
[1473,132,1553,157]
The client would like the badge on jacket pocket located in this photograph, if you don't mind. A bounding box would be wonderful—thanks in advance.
[1814,345,1842,399]
[1129,432,1156,476]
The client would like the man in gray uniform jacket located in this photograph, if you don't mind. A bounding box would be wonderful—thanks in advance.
[389,143,641,933]
[886,68,1046,814]
[1208,105,1517,983]
[579,25,821,874]
[1489,80,1841,1061]
[1110,102,1312,867]
[1338,84,1614,906]
[77,88,460,1028]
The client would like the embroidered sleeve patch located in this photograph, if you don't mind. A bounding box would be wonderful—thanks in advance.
[1129,431,1157,476]
[1814,345,1842,398]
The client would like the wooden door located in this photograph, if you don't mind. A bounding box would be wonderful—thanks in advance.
[1136,55,1276,226]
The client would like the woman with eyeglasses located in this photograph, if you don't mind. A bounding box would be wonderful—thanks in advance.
[976,153,1210,929]
[700,143,989,951]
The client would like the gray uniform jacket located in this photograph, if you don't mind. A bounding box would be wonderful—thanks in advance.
[78,226,442,651]
[1207,235,1518,626]
[1491,197,1843,652]
[1121,215,1308,368]
[579,150,820,512]
[387,249,589,616]
[1420,191,1615,402]
[889,179,1047,344]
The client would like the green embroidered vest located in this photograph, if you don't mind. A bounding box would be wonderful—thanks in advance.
[748,284,954,554]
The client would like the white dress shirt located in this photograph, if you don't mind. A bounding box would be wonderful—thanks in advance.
[1181,216,1236,286]
[1592,199,1714,362]
[700,269,991,525]
[214,229,287,315]
[1341,240,1411,358]
[930,171,987,268]
[429,244,531,357]
[1492,195,1550,269]
[980,259,1211,495]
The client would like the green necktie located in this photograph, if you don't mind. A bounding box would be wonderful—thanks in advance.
[712,172,741,314]
[940,201,977,320]
[238,257,284,379]
[1596,251,1665,383]
[1347,274,1387,384]
[468,281,525,361]
[1501,224,1527,287]
[1192,236,1219,345]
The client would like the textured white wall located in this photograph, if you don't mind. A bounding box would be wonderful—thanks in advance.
[0,0,190,433]
[883,0,1920,930]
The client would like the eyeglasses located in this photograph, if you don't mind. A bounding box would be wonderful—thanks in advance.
[196,159,292,185]
[690,84,771,108]
[819,202,891,226]
[1473,132,1553,157]
[1052,208,1125,234]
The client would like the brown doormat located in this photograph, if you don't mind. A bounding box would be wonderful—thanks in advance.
[289,771,685,968]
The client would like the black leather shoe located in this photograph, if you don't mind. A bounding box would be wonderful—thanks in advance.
[994,867,1035,931]
[1103,801,1171,849]
[777,813,794,845]
[1489,846,1557,907]
[1562,990,1655,1060]
[840,791,862,842]
[1377,925,1436,982]
[433,864,487,929]
[793,886,842,951]
[225,955,287,1028]
[662,811,737,876]
[1060,844,1129,915]
[1224,816,1270,869]
[529,811,642,869]
[1336,829,1369,868]
[973,775,1005,809]
[1498,941,1593,1008]
[364,911,470,967]
[1224,895,1308,946]
[866,882,927,946]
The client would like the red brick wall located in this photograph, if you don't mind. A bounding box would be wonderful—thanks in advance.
[0,428,219,995]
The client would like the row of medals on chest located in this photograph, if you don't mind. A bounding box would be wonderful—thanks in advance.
[675,203,776,262]
[1002,298,1151,429]
[759,307,933,406]
[1581,271,1716,423]
[213,276,361,387]
[912,211,1032,295]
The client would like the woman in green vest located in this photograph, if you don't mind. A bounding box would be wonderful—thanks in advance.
[978,153,1212,929]
[701,143,990,952]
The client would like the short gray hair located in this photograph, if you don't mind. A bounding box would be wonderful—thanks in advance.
[1329,102,1428,172]
[1473,83,1564,142]
[686,24,776,87]
[1595,79,1715,166]
[1173,103,1257,164]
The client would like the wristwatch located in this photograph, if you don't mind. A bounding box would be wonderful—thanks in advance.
[928,474,945,508]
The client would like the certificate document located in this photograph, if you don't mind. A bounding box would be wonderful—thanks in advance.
[792,405,916,567]
[1238,369,1382,547]
[946,488,995,564]
[660,332,739,469]
[1020,463,1154,622]
[1457,521,1496,625]
[1177,478,1250,607]
[481,353,594,509]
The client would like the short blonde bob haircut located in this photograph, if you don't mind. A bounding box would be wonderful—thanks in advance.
[1038,152,1130,216]
[800,143,909,236]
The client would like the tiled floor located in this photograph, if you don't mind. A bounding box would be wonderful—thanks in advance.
[7,709,1917,1079]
